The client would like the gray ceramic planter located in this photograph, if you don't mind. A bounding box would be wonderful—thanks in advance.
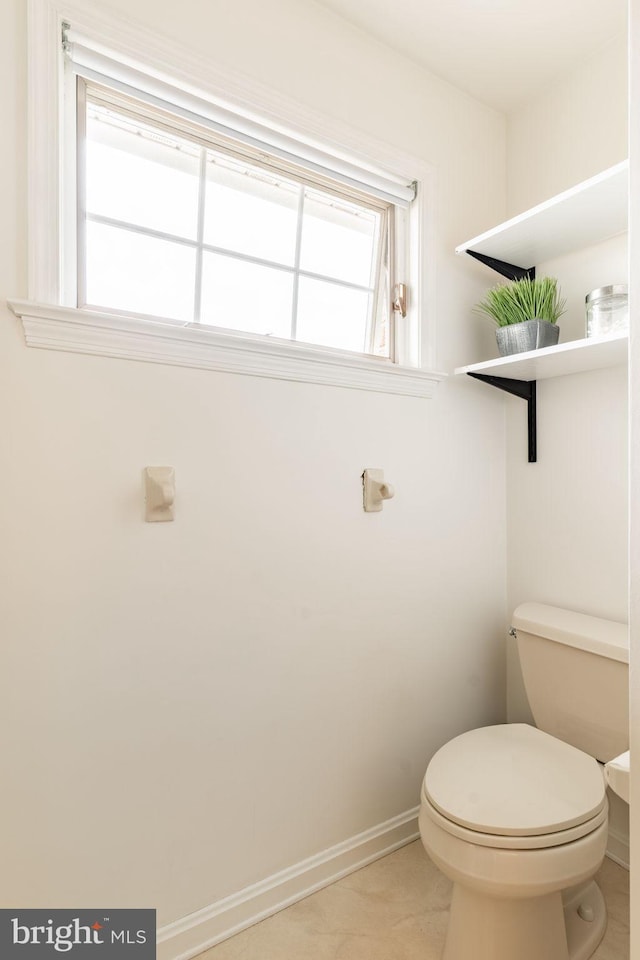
[495,319,560,357]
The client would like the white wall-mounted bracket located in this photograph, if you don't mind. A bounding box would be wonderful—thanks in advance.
[144,466,175,522]
[362,468,395,512]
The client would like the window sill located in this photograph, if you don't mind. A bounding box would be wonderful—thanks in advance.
[7,301,446,398]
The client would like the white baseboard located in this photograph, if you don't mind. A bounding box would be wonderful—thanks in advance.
[606,826,630,870]
[157,807,420,960]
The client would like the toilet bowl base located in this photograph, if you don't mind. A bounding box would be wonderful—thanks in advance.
[442,878,606,960]
[563,880,606,960]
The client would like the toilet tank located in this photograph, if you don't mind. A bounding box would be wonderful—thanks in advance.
[512,602,628,763]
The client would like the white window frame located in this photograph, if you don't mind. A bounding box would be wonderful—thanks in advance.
[76,79,395,356]
[12,0,444,399]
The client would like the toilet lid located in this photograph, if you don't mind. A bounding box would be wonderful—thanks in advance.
[424,724,606,837]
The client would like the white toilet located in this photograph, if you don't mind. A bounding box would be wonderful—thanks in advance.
[419,602,629,960]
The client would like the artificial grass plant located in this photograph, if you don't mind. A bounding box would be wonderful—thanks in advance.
[475,276,566,327]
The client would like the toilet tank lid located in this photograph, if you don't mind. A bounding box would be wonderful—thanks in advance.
[512,602,628,664]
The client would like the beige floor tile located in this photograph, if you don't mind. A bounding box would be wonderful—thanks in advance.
[199,841,628,960]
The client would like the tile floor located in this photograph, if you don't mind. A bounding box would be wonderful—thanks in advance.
[200,841,629,960]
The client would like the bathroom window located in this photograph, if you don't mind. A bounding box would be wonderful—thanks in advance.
[77,81,397,358]
[17,5,442,398]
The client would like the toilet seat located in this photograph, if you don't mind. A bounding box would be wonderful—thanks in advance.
[421,787,608,849]
[424,724,606,847]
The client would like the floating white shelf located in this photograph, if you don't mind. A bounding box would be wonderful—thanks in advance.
[456,161,628,269]
[455,163,630,461]
[455,333,628,382]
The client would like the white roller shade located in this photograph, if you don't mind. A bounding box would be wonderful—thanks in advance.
[65,33,417,208]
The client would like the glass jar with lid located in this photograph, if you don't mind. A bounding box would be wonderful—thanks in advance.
[585,285,628,338]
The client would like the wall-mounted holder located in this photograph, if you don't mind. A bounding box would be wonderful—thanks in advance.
[469,373,538,463]
[465,250,537,462]
[363,468,395,512]
[468,373,537,463]
[466,250,535,282]
[144,466,175,522]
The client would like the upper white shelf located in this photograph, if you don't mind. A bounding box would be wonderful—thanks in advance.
[456,161,629,268]
[455,333,628,382]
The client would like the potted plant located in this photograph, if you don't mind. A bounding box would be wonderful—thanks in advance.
[475,275,566,356]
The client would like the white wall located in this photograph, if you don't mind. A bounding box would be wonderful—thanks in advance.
[506,240,628,624]
[0,0,509,947]
[507,34,628,215]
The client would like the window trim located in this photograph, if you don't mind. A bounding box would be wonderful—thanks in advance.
[21,0,444,396]
[7,300,445,397]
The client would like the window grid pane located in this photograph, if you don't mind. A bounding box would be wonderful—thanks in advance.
[81,84,392,358]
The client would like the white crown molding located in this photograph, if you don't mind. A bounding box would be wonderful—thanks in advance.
[8,301,446,398]
[156,807,419,960]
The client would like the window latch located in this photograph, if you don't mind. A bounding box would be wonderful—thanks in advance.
[393,283,407,318]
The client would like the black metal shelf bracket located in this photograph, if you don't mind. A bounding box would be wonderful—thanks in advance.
[468,373,537,463]
[464,248,538,460]
[466,250,535,282]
